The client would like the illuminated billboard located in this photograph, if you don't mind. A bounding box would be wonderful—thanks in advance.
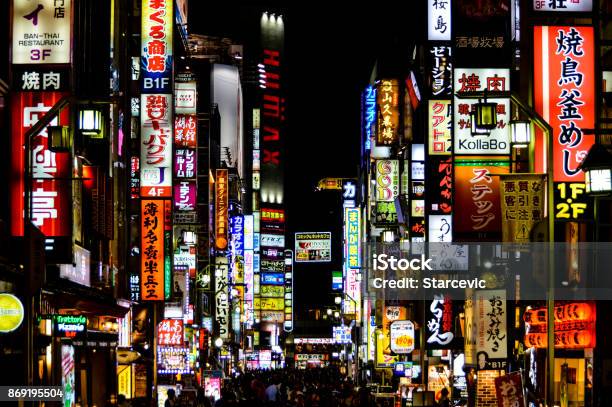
[141,200,166,300]
[534,26,595,182]
[141,0,173,93]
[294,232,331,262]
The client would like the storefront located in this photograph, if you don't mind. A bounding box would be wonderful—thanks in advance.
[523,302,596,406]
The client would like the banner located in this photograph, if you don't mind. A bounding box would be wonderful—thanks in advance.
[141,200,165,300]
[500,174,545,243]
[494,372,525,407]
[534,26,595,182]
[475,290,507,370]
[455,158,509,235]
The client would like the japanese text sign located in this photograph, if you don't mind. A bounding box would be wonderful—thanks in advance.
[215,169,228,250]
[494,372,525,407]
[533,0,592,12]
[141,200,165,300]
[174,114,197,148]
[428,0,451,41]
[475,290,507,370]
[455,159,509,235]
[141,0,173,93]
[454,68,511,155]
[376,160,399,202]
[173,181,196,211]
[140,94,172,197]
[174,148,197,178]
[10,91,71,236]
[157,319,184,346]
[376,79,399,145]
[500,174,545,242]
[534,26,595,182]
[344,208,361,269]
[429,100,452,155]
[215,256,229,338]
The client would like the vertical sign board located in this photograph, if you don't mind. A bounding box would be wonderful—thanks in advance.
[141,200,165,300]
[429,46,453,98]
[375,160,400,202]
[376,79,400,146]
[283,250,293,332]
[499,174,545,243]
[428,100,452,155]
[260,15,284,204]
[454,68,510,155]
[427,156,453,214]
[428,0,451,41]
[454,158,509,235]
[12,0,72,64]
[141,0,173,93]
[363,85,376,151]
[534,26,595,182]
[475,290,507,370]
[215,170,228,250]
[10,92,71,236]
[174,82,197,114]
[141,0,173,197]
[140,94,173,197]
[494,373,525,407]
[174,115,197,147]
[377,306,406,367]
[343,208,361,319]
[215,256,229,339]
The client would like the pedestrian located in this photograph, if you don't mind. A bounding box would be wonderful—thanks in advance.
[193,387,212,407]
[437,388,451,407]
[165,389,177,407]
[117,394,130,407]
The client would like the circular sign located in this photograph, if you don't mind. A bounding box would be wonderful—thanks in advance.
[0,294,25,333]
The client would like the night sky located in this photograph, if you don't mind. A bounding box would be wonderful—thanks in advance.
[189,2,424,323]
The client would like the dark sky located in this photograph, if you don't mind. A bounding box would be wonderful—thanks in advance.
[189,2,423,321]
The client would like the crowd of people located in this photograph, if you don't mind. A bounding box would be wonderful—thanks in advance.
[161,367,394,407]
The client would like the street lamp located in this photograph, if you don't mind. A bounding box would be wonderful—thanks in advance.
[78,107,103,137]
[580,143,612,196]
[214,337,223,348]
[334,296,342,305]
[510,120,531,148]
[471,99,498,136]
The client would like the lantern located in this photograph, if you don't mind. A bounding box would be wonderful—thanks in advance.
[580,143,612,196]
[471,100,497,135]
[78,108,103,137]
[510,120,531,147]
